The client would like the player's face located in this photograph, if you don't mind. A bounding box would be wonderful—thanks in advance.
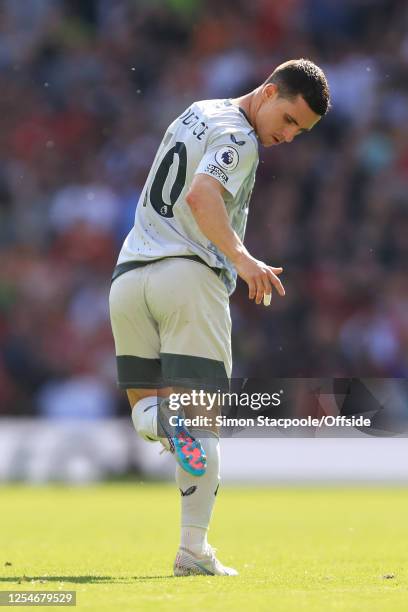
[255,84,321,147]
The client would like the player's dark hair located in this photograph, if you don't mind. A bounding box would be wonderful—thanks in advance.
[265,59,330,116]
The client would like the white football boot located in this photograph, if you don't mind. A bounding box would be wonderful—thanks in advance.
[173,545,238,576]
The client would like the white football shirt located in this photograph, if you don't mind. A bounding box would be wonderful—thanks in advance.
[117,99,259,294]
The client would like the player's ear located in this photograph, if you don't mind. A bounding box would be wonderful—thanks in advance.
[262,83,278,102]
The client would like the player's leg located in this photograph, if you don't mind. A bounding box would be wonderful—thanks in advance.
[127,387,171,443]
[109,268,164,442]
[126,387,207,476]
[109,269,207,473]
[146,258,236,575]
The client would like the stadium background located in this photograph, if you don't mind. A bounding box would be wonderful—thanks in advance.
[0,0,407,482]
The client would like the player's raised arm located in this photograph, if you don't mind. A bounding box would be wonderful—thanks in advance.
[186,174,285,305]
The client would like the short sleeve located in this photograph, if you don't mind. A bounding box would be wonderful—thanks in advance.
[195,130,257,198]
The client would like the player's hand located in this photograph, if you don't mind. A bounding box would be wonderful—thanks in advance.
[233,252,285,304]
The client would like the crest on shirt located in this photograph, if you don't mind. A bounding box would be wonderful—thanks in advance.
[215,146,239,171]
[230,133,246,146]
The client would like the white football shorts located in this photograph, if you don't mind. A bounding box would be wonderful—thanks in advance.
[109,257,232,390]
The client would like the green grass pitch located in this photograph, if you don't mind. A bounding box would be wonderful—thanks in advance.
[1,484,408,611]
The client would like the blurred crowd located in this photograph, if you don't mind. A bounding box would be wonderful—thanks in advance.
[0,0,407,417]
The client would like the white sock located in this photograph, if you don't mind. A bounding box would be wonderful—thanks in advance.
[131,397,159,442]
[176,432,220,556]
[180,526,208,556]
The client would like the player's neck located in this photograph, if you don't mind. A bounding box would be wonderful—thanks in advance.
[230,90,258,130]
